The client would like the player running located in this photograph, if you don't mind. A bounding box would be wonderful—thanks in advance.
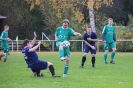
[22,32,60,77]
[79,26,98,68]
[55,19,81,77]
[102,18,117,64]
[0,25,12,62]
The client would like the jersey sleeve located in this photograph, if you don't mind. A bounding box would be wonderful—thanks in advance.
[102,26,106,41]
[0,32,5,39]
[69,28,75,36]
[113,27,116,41]
[94,32,98,39]
[84,33,87,41]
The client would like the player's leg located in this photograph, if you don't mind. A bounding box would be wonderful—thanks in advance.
[104,43,109,64]
[80,53,87,68]
[47,62,60,77]
[63,47,70,77]
[3,48,10,62]
[110,42,116,64]
[91,48,96,67]
[56,42,65,60]
[31,68,41,77]
[0,53,6,61]
[79,45,89,68]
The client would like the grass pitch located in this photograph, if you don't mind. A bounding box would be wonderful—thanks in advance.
[0,52,133,88]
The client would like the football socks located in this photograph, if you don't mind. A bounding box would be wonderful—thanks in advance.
[64,64,69,75]
[81,56,86,66]
[111,51,115,61]
[49,65,55,76]
[92,57,95,67]
[59,48,64,58]
[104,53,107,63]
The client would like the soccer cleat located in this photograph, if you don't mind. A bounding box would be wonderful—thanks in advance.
[34,72,44,77]
[79,66,84,68]
[104,62,108,64]
[34,72,38,77]
[38,73,44,77]
[92,64,95,68]
[110,61,115,64]
[52,75,61,78]
[63,74,67,78]
[60,57,66,61]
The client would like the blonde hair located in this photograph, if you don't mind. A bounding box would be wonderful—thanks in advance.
[4,25,9,29]
[62,19,69,24]
[108,18,113,21]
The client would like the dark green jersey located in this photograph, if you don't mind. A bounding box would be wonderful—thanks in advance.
[55,26,75,42]
[102,25,116,43]
[0,31,9,48]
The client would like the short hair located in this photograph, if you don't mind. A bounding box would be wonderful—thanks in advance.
[22,39,29,48]
[108,18,113,21]
[62,19,69,24]
[4,25,9,29]
[87,26,92,29]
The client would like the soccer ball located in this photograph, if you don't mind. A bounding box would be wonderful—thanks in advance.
[62,41,70,48]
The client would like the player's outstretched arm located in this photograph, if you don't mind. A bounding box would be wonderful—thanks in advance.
[74,32,81,36]
[30,32,37,47]
[29,41,41,52]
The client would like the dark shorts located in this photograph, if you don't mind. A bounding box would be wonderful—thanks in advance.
[31,60,48,72]
[84,45,96,54]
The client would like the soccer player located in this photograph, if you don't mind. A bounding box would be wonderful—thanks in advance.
[0,25,12,62]
[55,19,81,77]
[22,32,60,77]
[102,18,117,64]
[79,26,98,68]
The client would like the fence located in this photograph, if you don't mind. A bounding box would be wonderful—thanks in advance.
[1,40,132,52]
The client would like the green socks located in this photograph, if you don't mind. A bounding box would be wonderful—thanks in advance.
[59,48,64,58]
[111,51,115,61]
[64,64,69,75]
[104,53,107,63]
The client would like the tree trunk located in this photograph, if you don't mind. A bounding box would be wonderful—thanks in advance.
[89,7,96,32]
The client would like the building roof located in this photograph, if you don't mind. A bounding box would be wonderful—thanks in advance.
[0,15,7,19]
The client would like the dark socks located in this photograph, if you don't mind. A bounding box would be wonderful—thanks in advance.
[49,65,55,76]
[81,56,86,66]
[91,57,95,67]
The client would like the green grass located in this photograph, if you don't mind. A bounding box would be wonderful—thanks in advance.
[0,52,133,88]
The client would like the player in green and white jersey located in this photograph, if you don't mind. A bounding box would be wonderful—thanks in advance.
[0,25,12,62]
[102,18,117,64]
[55,19,81,77]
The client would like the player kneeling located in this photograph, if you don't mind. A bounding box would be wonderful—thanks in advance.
[22,32,60,77]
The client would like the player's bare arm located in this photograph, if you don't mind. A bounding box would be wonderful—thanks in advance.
[74,32,81,36]
[29,41,41,52]
[55,36,58,41]
[30,32,37,47]
[84,41,95,50]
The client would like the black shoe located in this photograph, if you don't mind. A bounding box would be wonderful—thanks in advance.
[34,72,37,77]
[110,61,115,64]
[92,64,95,68]
[104,62,108,64]
[34,72,44,77]
[79,66,84,68]
[52,75,61,78]
[37,73,44,77]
